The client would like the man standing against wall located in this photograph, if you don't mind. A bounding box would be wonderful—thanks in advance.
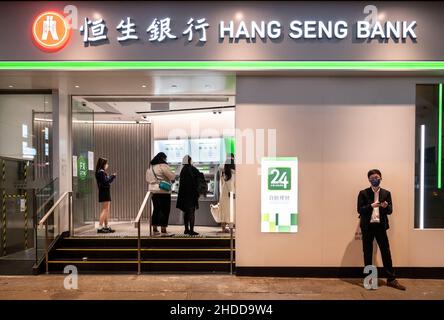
[357,169,406,290]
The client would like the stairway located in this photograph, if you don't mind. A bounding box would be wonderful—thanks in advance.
[46,236,235,274]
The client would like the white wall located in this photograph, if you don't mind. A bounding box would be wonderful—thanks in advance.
[236,77,444,267]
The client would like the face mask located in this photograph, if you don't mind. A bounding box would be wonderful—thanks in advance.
[370,179,381,187]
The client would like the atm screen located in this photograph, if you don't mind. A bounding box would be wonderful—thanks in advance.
[190,138,222,163]
[154,139,189,164]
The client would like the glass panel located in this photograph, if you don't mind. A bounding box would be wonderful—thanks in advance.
[0,94,53,261]
[72,99,95,235]
[34,178,57,264]
[415,84,444,228]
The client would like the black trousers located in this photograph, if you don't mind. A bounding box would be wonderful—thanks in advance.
[361,223,396,281]
[183,207,196,232]
[151,193,171,227]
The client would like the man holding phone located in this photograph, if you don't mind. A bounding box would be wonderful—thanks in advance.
[357,169,406,290]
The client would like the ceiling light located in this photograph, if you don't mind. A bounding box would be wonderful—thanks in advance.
[141,85,147,88]
[8,85,13,88]
[75,85,80,88]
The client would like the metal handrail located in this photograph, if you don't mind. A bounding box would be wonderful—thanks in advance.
[229,224,235,274]
[38,191,72,274]
[35,192,56,218]
[134,190,152,226]
[135,190,152,274]
[229,191,236,274]
[38,191,70,227]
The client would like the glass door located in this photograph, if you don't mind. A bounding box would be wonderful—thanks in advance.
[71,99,95,235]
[0,93,53,263]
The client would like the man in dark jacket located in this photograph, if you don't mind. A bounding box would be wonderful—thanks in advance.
[357,169,406,290]
[177,155,201,236]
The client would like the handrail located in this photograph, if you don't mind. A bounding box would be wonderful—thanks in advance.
[229,191,235,274]
[35,192,56,217]
[135,190,152,275]
[38,191,70,227]
[135,190,152,225]
[229,224,235,274]
[37,191,72,274]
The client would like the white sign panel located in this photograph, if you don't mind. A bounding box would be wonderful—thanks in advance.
[88,151,94,171]
[72,155,78,177]
[22,124,28,138]
[261,157,298,233]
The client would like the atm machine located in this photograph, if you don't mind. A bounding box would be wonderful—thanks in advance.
[170,163,219,226]
[154,138,225,227]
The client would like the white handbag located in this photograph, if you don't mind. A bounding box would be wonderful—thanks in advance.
[210,203,222,223]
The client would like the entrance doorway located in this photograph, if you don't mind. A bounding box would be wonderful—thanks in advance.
[70,94,235,238]
[0,92,54,274]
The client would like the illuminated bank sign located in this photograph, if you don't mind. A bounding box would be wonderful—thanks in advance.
[261,157,298,233]
[32,11,71,51]
[30,5,417,52]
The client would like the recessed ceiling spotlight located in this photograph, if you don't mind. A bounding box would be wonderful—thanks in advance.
[235,12,244,20]
[141,85,147,88]
[74,85,80,88]
[8,85,13,88]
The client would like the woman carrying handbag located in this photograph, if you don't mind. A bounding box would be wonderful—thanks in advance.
[146,152,176,236]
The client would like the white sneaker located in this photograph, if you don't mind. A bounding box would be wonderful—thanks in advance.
[160,232,173,237]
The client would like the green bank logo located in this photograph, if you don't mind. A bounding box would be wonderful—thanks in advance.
[268,167,291,190]
[78,155,88,181]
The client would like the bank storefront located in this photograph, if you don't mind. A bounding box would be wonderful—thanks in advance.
[0,1,443,276]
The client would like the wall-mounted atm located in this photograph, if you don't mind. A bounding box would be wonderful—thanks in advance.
[153,137,234,226]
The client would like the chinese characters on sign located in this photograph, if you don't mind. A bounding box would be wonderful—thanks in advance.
[261,157,299,233]
[31,6,419,52]
[78,17,210,45]
[77,16,417,46]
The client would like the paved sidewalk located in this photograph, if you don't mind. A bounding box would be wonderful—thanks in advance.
[0,275,443,300]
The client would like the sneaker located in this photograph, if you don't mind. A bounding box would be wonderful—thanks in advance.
[160,232,173,237]
[387,279,406,291]
[104,227,116,233]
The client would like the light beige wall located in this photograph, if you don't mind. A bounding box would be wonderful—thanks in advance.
[236,77,444,267]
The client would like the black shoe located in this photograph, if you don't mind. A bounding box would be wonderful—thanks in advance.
[104,227,116,233]
[97,228,108,233]
[184,230,190,235]
[189,231,199,236]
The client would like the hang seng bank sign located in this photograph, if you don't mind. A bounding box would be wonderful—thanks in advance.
[32,9,417,50]
[1,1,442,61]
